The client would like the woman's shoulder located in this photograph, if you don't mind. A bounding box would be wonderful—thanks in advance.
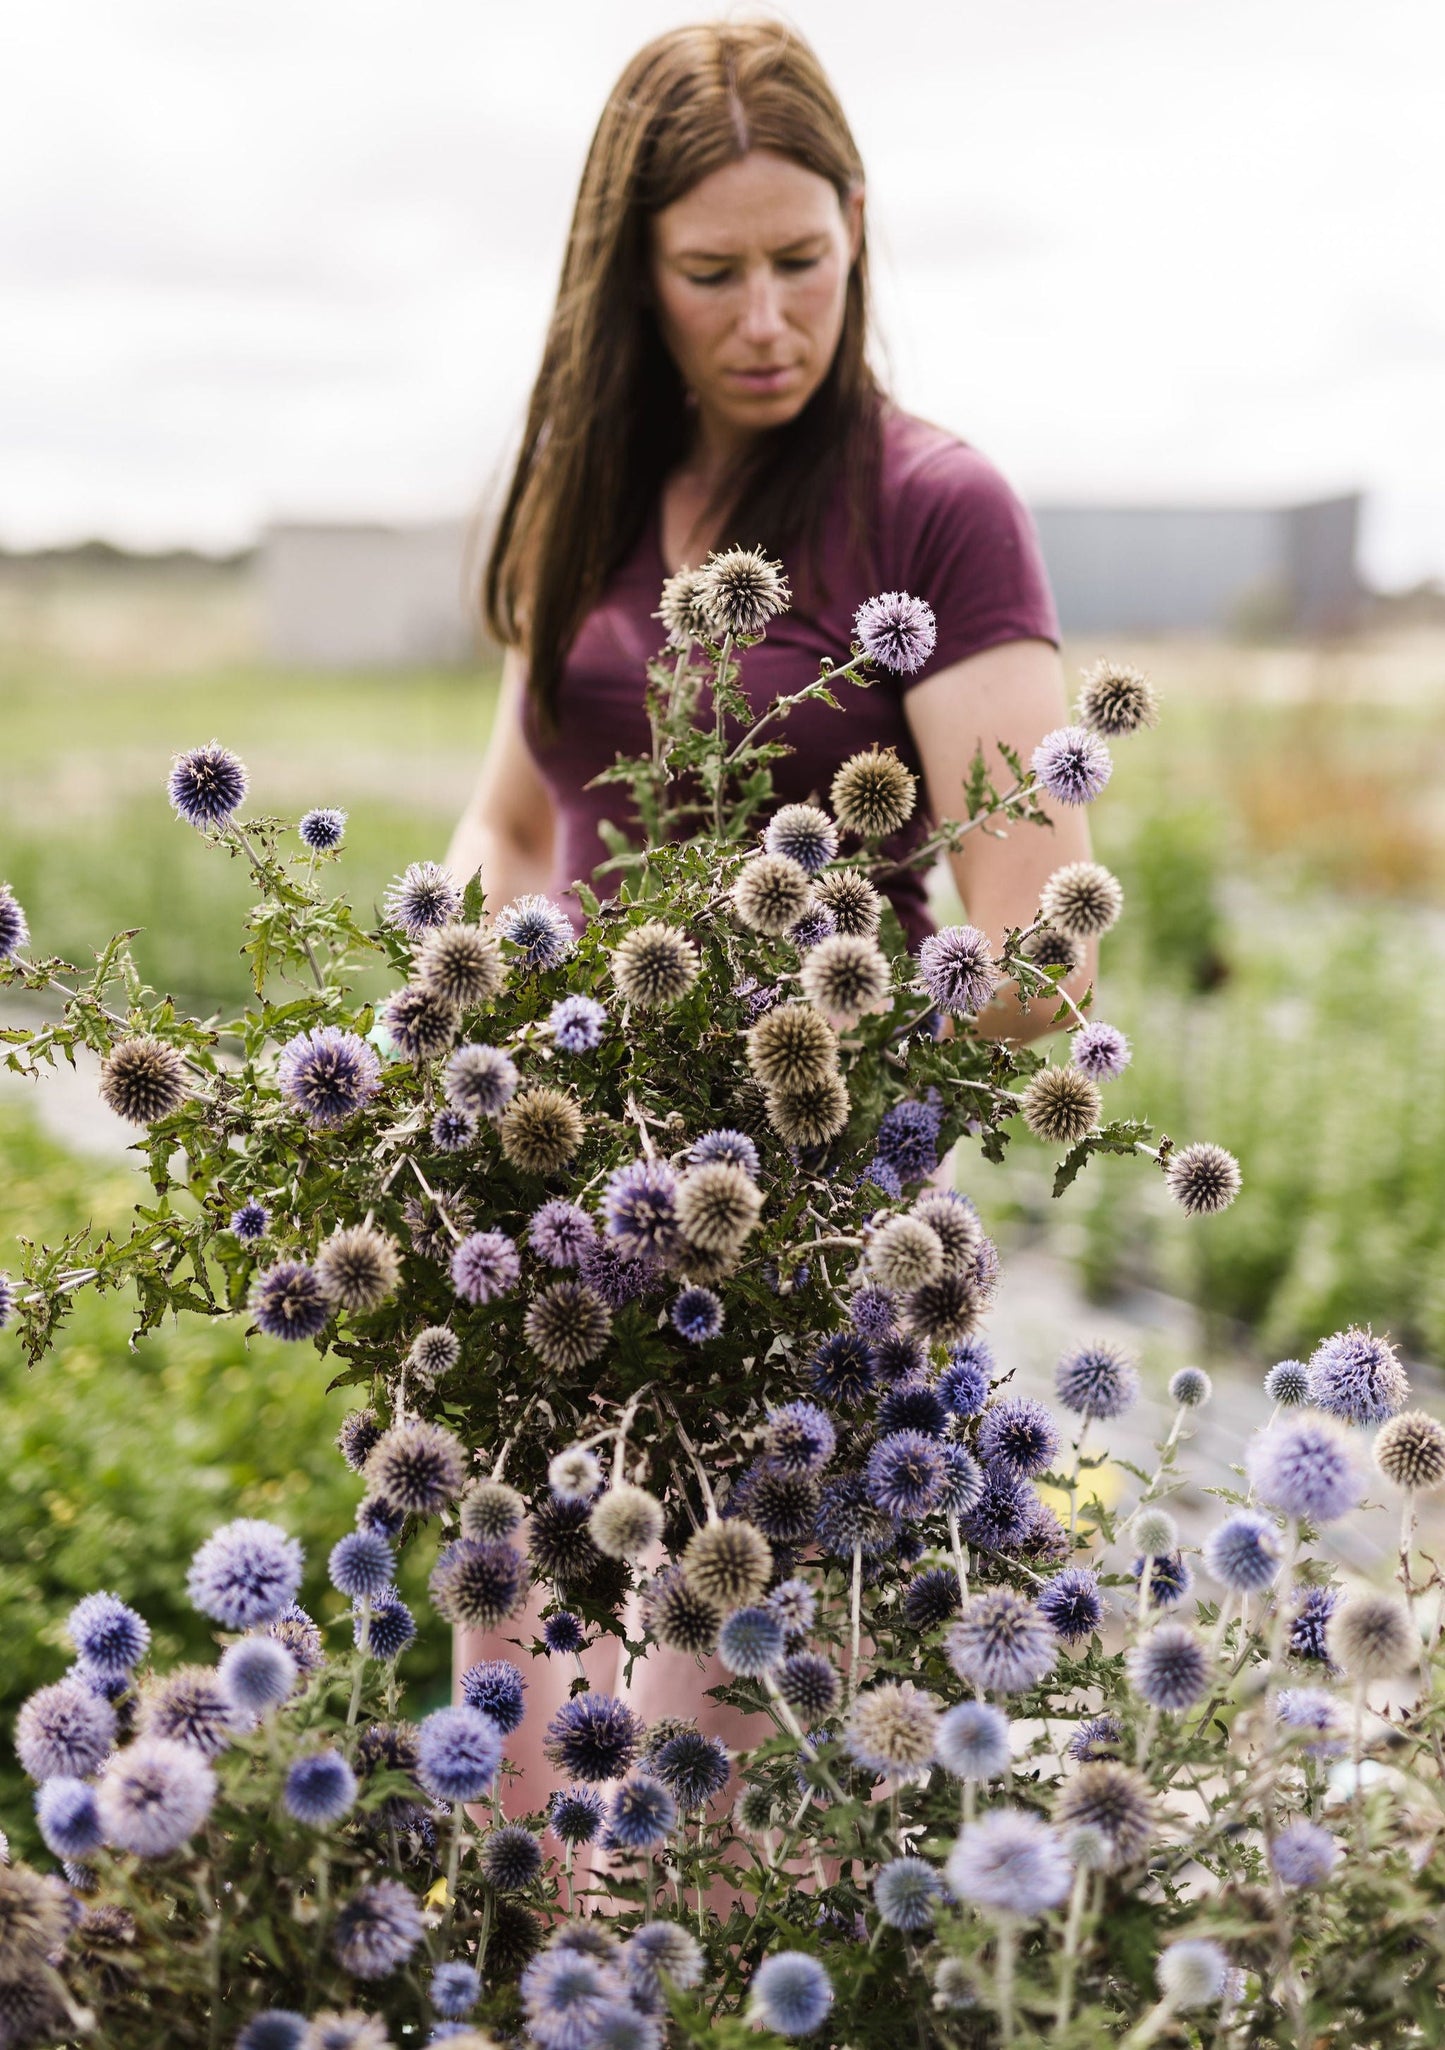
[877,403,1030,527]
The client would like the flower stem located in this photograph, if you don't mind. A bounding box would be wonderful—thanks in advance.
[994,1917,1018,2044]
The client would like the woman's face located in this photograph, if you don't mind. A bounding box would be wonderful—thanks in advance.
[648,149,864,451]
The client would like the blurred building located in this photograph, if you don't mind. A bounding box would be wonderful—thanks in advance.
[260,491,1364,667]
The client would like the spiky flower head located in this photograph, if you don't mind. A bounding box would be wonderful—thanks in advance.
[229,1198,270,1245]
[947,1588,1057,1695]
[1169,1366,1212,1408]
[1070,1020,1131,1081]
[523,1201,592,1271]
[425,1099,472,1145]
[1077,656,1159,736]
[677,1160,762,1255]
[99,1035,188,1125]
[302,2010,390,2050]
[218,1634,297,1714]
[854,589,937,674]
[813,866,883,938]
[1246,1414,1365,1523]
[35,1776,104,1862]
[602,1158,681,1262]
[1054,1761,1154,1872]
[908,1192,981,1278]
[168,741,247,828]
[761,804,838,879]
[1156,1939,1228,2010]
[547,993,607,1053]
[543,1692,643,1784]
[365,1420,467,1518]
[1023,925,1082,975]
[611,921,699,1008]
[283,1749,358,1827]
[945,1808,1071,1919]
[979,1396,1061,1478]
[270,1602,325,1672]
[1202,1511,1280,1592]
[766,1072,850,1149]
[732,851,813,935]
[299,806,346,851]
[136,1664,237,1757]
[682,1519,771,1610]
[671,1285,723,1343]
[1270,1819,1340,1889]
[497,893,574,970]
[1328,1591,1417,1681]
[717,1605,786,1679]
[548,1446,603,1503]
[1031,725,1112,805]
[869,1213,944,1293]
[1055,1341,1138,1420]
[383,860,461,939]
[416,1705,503,1803]
[524,1280,612,1371]
[549,1785,605,1846]
[315,1224,400,1315]
[1036,1567,1104,1642]
[460,1659,526,1733]
[1265,1358,1310,1406]
[808,1330,875,1407]
[865,1431,946,1520]
[450,1229,521,1306]
[66,1591,149,1676]
[187,1518,302,1629]
[500,1086,585,1174]
[901,1567,961,1632]
[1276,1687,1346,1756]
[799,933,890,1028]
[768,1652,835,1726]
[429,1537,525,1631]
[431,1960,484,2019]
[278,1024,381,1127]
[696,545,790,639]
[1020,1066,1100,1145]
[331,1876,424,1980]
[236,2014,309,2050]
[940,1338,994,1414]
[382,982,458,1062]
[336,1410,382,1474]
[404,1327,458,1388]
[831,747,917,839]
[457,1481,524,1548]
[1307,1325,1409,1427]
[1066,1714,1124,1763]
[1375,1410,1445,1493]
[623,1921,705,2003]
[649,1729,730,1812]
[765,1400,836,1475]
[0,882,29,959]
[443,1041,517,1120]
[96,1736,215,1856]
[844,1681,939,1782]
[250,1259,331,1343]
[590,1485,664,1562]
[748,1953,833,2038]
[15,1676,116,1782]
[873,1854,944,1933]
[1163,1140,1241,1215]
[1040,861,1124,939]
[416,921,506,1009]
[936,1700,1011,1780]
[747,1002,839,1094]
[737,1465,820,1545]
[481,1823,544,1892]
[1126,1623,1209,1711]
[654,563,713,647]
[644,1568,721,1657]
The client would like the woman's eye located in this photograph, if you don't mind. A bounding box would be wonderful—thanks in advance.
[685,256,821,288]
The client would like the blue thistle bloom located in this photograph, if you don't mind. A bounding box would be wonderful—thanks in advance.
[876,1379,948,1437]
[602,1159,681,1262]
[236,2012,308,2050]
[1247,1416,1365,1523]
[916,925,996,1017]
[1169,1366,1212,1407]
[521,1949,629,2043]
[1270,1818,1339,1888]
[461,1660,526,1734]
[1276,1687,1346,1757]
[870,1331,927,1384]
[947,1588,1058,1694]
[544,1692,642,1784]
[383,860,461,939]
[718,1605,786,1678]
[328,1530,395,1601]
[809,1331,876,1407]
[548,994,607,1052]
[549,1785,605,1845]
[0,1272,13,1331]
[903,1567,962,1630]
[855,590,937,675]
[937,1442,984,1517]
[230,1200,270,1244]
[0,883,30,959]
[298,806,347,852]
[1264,1358,1310,1406]
[526,1198,595,1267]
[939,1341,993,1417]
[249,1259,331,1343]
[874,1855,943,1931]
[978,1397,1061,1479]
[608,1774,678,1853]
[67,1591,149,1675]
[357,1495,406,1539]
[1132,1552,1194,1609]
[168,741,248,829]
[936,1700,1011,1779]
[1070,1020,1131,1081]
[331,1876,424,1979]
[1067,1714,1125,1761]
[767,1578,817,1633]
[1126,1623,1210,1710]
[1202,1511,1281,1592]
[35,1776,103,1860]
[749,1953,833,2038]
[430,1107,475,1153]
[354,1591,416,1659]
[498,893,574,969]
[861,1155,903,1199]
[416,1705,503,1804]
[959,1465,1038,1552]
[689,1128,760,1175]
[578,1238,663,1307]
[1054,1342,1139,1421]
[873,1096,943,1182]
[865,1430,946,1520]
[1306,1325,1409,1426]
[787,909,834,950]
[443,1041,518,1119]
[1031,725,1112,805]
[543,1612,587,1656]
[1036,1566,1104,1642]
[765,1401,836,1475]
[284,1750,358,1826]
[671,1286,723,1343]
[482,1823,544,1891]
[187,1519,302,1630]
[777,1651,840,1723]
[217,1635,295,1714]
[277,1024,382,1128]
[95,1735,215,1856]
[623,1922,705,2000]
[764,802,839,875]
[652,1730,731,1810]
[815,1471,895,1559]
[848,1286,897,1343]
[432,1961,482,2018]
[449,1229,520,1306]
[1289,1585,1341,1665]
[946,1808,1071,1918]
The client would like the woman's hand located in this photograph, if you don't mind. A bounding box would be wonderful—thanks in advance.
[903,637,1098,1046]
[445,648,558,910]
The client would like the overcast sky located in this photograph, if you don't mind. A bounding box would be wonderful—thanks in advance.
[3,0,1442,585]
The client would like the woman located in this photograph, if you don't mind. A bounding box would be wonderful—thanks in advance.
[445,21,1094,1846]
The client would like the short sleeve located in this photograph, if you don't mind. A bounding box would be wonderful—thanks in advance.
[885,436,1059,684]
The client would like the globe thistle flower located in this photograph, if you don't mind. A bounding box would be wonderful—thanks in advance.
[1127,1623,1210,1711]
[544,1692,642,1784]
[813,866,883,940]
[1163,1140,1241,1215]
[672,1166,759,1264]
[315,1224,400,1316]
[0,882,29,959]
[382,981,458,1062]
[549,1785,605,1847]
[682,1519,771,1610]
[542,995,606,1058]
[733,1466,819,1546]
[335,1411,382,1475]
[1169,1366,1212,1410]
[96,1737,215,1856]
[1039,861,1124,939]
[765,1578,815,1636]
[693,544,789,639]
[1275,1687,1346,1756]
[1270,1819,1339,1889]
[302,2012,390,2050]
[1037,1567,1104,1642]
[611,921,699,1009]
[168,741,248,829]
[644,1730,730,1814]
[910,925,995,1021]
[908,1192,981,1278]
[299,805,347,853]
[496,893,574,971]
[605,1773,679,1858]
[732,851,813,937]
[855,589,937,674]
[427,1112,478,1164]
[865,1430,946,1520]
[1022,924,1082,975]
[278,1025,381,1128]
[643,1567,721,1657]
[1020,1066,1100,1145]
[1070,1020,1131,1082]
[1053,1340,1138,1421]
[623,1921,705,2003]
[1307,1325,1409,1427]
[940,1342,993,1417]
[755,805,838,883]
[430,1959,483,2020]
[1076,657,1159,736]
[979,1397,1062,1479]
[1066,1714,1124,1763]
[1138,1512,1181,1559]
[1202,1511,1281,1592]
[1054,1761,1154,1871]
[1132,1553,1193,1610]
[217,1635,296,1716]
[809,1331,876,1408]
[959,1465,1038,1553]
[902,1567,962,1632]
[747,1002,839,1095]
[98,1035,189,1125]
[1328,1591,1417,1681]
[764,1400,836,1476]
[449,1228,520,1306]
[1031,725,1112,806]
[331,1877,424,1980]
[815,1471,894,1560]
[1156,1939,1228,2010]
[799,933,890,1027]
[248,1257,330,1343]
[845,1681,940,1782]
[948,1589,1058,1695]
[283,1749,357,1827]
[402,1329,457,1392]
[384,861,461,940]
[766,1651,837,1729]
[872,1331,929,1386]
[267,1601,324,1675]
[453,1489,522,1558]
[766,1072,851,1149]
[230,1198,270,1244]
[670,1284,723,1344]
[716,1605,786,1679]
[187,1518,302,1630]
[325,1529,394,1604]
[234,2011,308,2050]
[430,1538,525,1631]
[869,1214,944,1294]
[946,1808,1071,1918]
[936,1701,1011,1780]
[416,1705,503,1804]
[869,1854,943,1938]
[1246,1414,1365,1523]
[67,1591,149,1676]
[524,1280,613,1372]
[749,1952,833,2038]
[831,747,917,839]
[443,1041,517,1121]
[479,1823,543,1892]
[449,1668,524,1748]
[415,923,506,1017]
[574,1240,658,1316]
[136,1664,236,1759]
[520,1205,592,1277]
[846,1285,895,1345]
[34,1776,103,1862]
[591,1485,664,1563]
[1374,1409,1445,1494]
[500,1085,585,1174]
[1265,1358,1310,1406]
[365,1420,467,1517]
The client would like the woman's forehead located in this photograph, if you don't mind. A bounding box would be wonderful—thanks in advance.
[651,151,843,258]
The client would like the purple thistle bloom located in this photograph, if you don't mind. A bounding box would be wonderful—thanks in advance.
[357,1496,406,1540]
[1031,725,1113,805]
[1276,1687,1346,1757]
[543,1612,587,1656]
[1036,1566,1104,1642]
[978,1397,1061,1478]
[937,1443,984,1516]
[768,1579,816,1634]
[809,1331,876,1408]
[450,1229,520,1306]
[960,1466,1038,1552]
[522,1949,630,2043]
[607,1774,678,1852]
[1127,1623,1210,1710]
[623,1922,705,2000]
[549,1785,605,1845]
[946,1808,1071,1918]
[67,1592,149,1675]
[432,1961,482,2018]
[865,1430,946,1519]
[284,1750,358,1826]
[874,1854,944,1931]
[671,1286,723,1343]
[548,995,607,1052]
[331,1877,424,1979]
[328,1530,395,1601]
[416,1705,503,1804]
[354,1590,416,1659]
[1202,1511,1282,1592]
[871,1331,927,1384]
[482,1823,544,1891]
[230,1199,270,1244]
[855,590,938,675]
[1305,1325,1409,1426]
[787,908,834,950]
[763,801,839,876]
[917,925,997,1016]
[269,1601,324,1673]
[602,1159,681,1262]
[237,2015,307,2050]
[1270,1818,1340,1888]
[1246,1415,1366,1523]
[777,1650,840,1722]
[299,806,347,852]
[1054,1342,1139,1420]
[96,1736,215,1856]
[250,1259,331,1343]
[1132,1552,1193,1609]
[653,1730,731,1810]
[527,1198,596,1267]
[718,1606,786,1678]
[430,1107,475,1153]
[277,1025,381,1128]
[444,1041,518,1119]
[383,860,460,939]
[460,1660,526,1734]
[815,1471,894,1560]
[939,1342,993,1417]
[1070,1021,1131,1081]
[849,1286,897,1343]
[936,1700,1011,1779]
[187,1519,302,1630]
[863,1156,903,1199]
[873,1096,943,1182]
[578,1237,660,1308]
[948,1588,1058,1694]
[765,1401,836,1476]
[0,1273,13,1331]
[750,1953,834,2038]
[876,1379,948,1438]
[1289,1585,1341,1666]
[35,1776,104,1860]
[689,1128,760,1175]
[1264,1358,1310,1406]
[498,893,574,969]
[0,882,30,959]
[1067,1714,1125,1761]
[544,1692,643,1784]
[168,741,248,829]
[217,1636,296,1714]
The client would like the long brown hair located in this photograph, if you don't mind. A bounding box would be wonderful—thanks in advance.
[483,19,886,726]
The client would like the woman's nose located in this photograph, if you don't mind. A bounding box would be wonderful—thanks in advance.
[735,265,788,344]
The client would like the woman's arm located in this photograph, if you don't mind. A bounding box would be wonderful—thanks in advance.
[903,637,1097,1045]
[444,648,558,909]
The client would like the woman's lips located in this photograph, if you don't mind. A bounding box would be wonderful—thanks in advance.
[727,365,796,392]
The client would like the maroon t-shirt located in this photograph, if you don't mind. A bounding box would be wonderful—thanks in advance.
[521,403,1059,946]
